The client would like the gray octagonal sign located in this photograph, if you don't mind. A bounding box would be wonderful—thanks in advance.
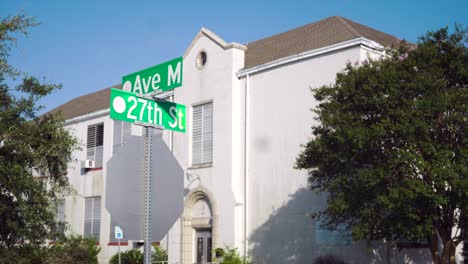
[106,133,184,241]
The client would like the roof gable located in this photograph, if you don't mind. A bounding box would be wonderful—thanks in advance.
[184,28,246,58]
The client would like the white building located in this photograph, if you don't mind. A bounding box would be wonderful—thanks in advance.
[50,16,464,263]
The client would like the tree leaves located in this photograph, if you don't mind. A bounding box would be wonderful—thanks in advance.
[0,15,77,248]
[297,26,467,263]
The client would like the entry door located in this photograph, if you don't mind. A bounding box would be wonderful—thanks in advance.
[195,230,212,263]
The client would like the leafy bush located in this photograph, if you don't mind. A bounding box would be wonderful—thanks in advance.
[0,244,48,264]
[0,235,100,264]
[214,247,252,264]
[152,245,168,262]
[109,245,168,264]
[47,235,101,264]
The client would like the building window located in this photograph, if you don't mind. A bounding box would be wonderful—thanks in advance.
[196,51,208,70]
[57,199,66,233]
[52,199,66,240]
[113,120,131,154]
[87,123,104,167]
[192,102,213,165]
[315,221,351,246]
[84,196,101,241]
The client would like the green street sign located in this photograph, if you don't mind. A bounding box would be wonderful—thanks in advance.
[122,57,182,95]
[110,88,186,133]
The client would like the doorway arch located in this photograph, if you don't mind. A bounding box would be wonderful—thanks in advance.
[181,186,217,264]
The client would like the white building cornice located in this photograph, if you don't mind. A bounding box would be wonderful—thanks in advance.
[184,27,247,58]
[64,108,110,125]
[237,37,385,77]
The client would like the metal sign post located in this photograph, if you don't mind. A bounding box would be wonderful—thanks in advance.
[144,125,153,264]
[117,238,122,264]
[107,57,185,264]
[114,226,123,264]
[118,237,121,264]
[136,122,163,264]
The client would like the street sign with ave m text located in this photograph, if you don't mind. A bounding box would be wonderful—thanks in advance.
[122,57,182,95]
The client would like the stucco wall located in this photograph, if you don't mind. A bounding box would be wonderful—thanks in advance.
[245,46,365,264]
[168,33,246,263]
[63,113,129,262]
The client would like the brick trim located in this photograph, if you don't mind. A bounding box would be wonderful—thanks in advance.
[86,167,103,172]
[108,242,129,246]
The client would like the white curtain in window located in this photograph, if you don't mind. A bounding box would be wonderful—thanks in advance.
[84,196,101,241]
[192,103,213,164]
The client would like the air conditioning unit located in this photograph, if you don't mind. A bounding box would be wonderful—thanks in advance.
[81,160,96,169]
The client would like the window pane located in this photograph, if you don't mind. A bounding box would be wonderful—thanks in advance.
[87,123,104,167]
[315,221,351,245]
[113,121,132,155]
[87,126,96,149]
[113,121,123,154]
[192,103,213,165]
[84,196,101,241]
[96,124,104,146]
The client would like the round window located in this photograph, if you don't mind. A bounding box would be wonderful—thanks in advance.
[196,51,207,70]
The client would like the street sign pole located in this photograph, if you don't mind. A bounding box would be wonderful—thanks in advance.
[118,238,121,264]
[114,226,123,264]
[144,125,153,264]
[137,122,163,264]
[108,57,184,264]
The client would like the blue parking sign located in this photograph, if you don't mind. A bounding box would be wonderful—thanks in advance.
[115,226,123,240]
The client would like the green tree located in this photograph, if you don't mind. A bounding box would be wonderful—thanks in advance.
[296,26,467,264]
[0,14,78,247]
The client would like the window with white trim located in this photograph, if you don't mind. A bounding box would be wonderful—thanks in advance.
[52,199,66,240]
[87,123,104,167]
[84,196,101,241]
[57,199,66,234]
[192,102,213,165]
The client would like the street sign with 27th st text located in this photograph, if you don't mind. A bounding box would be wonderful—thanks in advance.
[110,88,186,132]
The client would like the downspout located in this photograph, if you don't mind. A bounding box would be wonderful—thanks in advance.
[243,74,250,258]
[170,94,174,152]
[168,94,174,258]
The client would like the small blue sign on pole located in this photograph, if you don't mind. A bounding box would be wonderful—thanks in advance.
[115,226,123,240]
[115,226,123,264]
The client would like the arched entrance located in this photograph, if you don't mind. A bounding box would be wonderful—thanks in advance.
[181,187,217,264]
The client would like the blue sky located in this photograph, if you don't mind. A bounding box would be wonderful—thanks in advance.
[2,0,467,113]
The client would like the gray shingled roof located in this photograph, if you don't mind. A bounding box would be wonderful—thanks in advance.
[49,16,405,121]
[244,16,404,68]
[48,84,120,120]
